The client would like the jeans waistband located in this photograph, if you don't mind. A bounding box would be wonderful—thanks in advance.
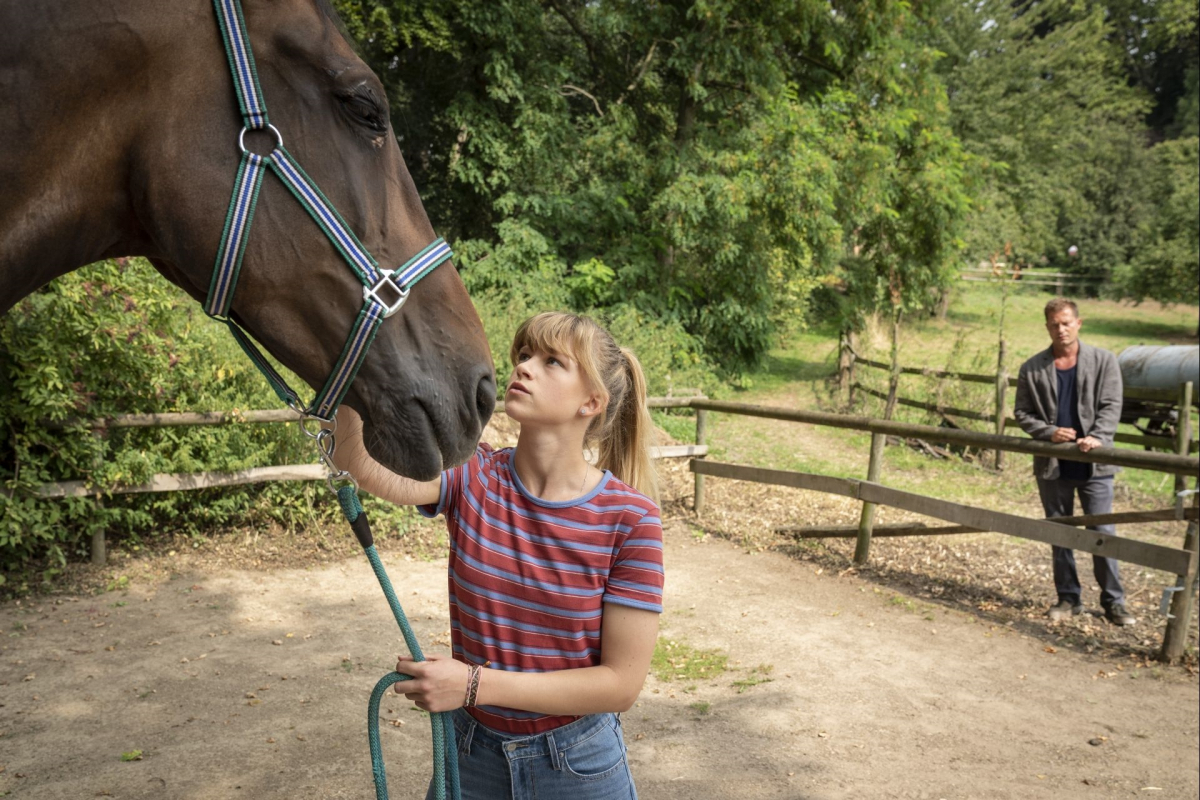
[453,708,618,761]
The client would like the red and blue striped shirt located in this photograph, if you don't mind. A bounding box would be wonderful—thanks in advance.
[419,444,664,734]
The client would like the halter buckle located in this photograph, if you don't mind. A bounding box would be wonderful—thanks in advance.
[363,270,409,318]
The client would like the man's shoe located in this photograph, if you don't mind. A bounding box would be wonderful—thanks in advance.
[1104,603,1137,626]
[1046,599,1084,621]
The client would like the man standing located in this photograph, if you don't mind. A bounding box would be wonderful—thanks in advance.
[1014,298,1135,625]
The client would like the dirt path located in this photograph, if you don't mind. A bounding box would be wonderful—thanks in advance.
[2,520,1196,800]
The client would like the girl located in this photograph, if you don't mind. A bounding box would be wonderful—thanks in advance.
[332,311,664,799]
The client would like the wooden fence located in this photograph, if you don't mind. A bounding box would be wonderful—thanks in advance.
[959,268,1100,294]
[16,396,710,563]
[662,397,1198,663]
[848,355,1197,451]
[16,391,1200,661]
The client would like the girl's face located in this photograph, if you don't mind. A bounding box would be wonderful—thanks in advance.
[504,345,601,427]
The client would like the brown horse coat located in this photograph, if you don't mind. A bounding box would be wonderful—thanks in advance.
[0,0,494,479]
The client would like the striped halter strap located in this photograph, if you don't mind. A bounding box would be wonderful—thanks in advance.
[205,0,452,421]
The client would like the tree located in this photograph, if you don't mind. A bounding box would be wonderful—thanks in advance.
[333,0,973,373]
[932,0,1154,284]
[1113,136,1200,306]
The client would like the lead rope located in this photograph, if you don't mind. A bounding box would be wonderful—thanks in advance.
[309,421,461,800]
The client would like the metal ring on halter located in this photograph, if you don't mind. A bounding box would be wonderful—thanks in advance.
[327,470,359,494]
[301,414,335,440]
[238,123,284,156]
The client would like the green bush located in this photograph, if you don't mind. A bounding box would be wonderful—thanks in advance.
[0,259,333,585]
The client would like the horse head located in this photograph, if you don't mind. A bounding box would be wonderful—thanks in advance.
[0,0,495,480]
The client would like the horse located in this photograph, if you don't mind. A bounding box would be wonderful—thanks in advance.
[0,0,495,481]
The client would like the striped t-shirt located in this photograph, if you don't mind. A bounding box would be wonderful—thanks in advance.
[418,443,664,734]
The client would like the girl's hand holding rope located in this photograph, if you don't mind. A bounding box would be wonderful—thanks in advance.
[395,654,472,713]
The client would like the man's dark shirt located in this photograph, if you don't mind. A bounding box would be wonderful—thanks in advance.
[1055,366,1093,481]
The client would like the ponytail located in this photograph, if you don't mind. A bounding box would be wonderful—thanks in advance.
[596,348,658,505]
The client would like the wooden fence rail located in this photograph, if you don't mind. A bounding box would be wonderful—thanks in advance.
[851,382,1192,452]
[854,355,1198,406]
[776,507,1198,538]
[50,396,708,432]
[27,445,710,500]
[677,397,1199,663]
[20,396,710,501]
[692,460,1193,576]
[684,399,1197,475]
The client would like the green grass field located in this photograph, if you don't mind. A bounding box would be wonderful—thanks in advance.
[686,283,1198,512]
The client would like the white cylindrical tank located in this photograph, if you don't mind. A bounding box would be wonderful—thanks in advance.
[1118,345,1200,390]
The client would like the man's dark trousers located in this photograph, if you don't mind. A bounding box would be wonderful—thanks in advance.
[1035,476,1124,607]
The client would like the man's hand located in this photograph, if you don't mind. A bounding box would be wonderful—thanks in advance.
[394,654,469,713]
[1050,427,1077,443]
[1076,436,1102,453]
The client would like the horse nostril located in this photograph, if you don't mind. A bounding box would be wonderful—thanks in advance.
[475,372,497,424]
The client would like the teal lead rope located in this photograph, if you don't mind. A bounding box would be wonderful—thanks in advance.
[338,486,462,800]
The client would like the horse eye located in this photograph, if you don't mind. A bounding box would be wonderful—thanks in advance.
[339,91,387,134]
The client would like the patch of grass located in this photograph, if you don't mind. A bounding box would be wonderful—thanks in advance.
[689,701,712,715]
[731,663,775,694]
[651,409,698,444]
[652,637,729,682]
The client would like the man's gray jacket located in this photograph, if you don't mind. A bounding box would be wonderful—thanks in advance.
[1013,341,1123,480]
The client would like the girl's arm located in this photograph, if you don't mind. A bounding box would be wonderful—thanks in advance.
[397,603,660,715]
[326,407,442,507]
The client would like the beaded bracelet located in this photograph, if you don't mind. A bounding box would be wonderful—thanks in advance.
[464,664,482,708]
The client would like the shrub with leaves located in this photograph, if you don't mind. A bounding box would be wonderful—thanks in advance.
[0,259,330,586]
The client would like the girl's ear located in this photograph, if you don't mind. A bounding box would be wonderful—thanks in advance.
[579,392,604,418]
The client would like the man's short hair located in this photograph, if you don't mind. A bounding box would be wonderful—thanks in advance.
[1044,297,1079,320]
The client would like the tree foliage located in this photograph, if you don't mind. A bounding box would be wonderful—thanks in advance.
[931,0,1198,299]
[336,0,973,368]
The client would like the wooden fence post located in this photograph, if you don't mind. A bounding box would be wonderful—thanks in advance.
[994,339,1008,470]
[1160,485,1198,663]
[90,428,106,566]
[837,330,853,399]
[1175,382,1193,518]
[693,409,708,515]
[855,432,886,564]
[855,311,901,564]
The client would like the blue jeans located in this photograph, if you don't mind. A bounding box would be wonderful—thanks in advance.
[1035,475,1125,608]
[426,708,637,800]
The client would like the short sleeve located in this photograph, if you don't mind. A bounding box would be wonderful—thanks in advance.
[417,444,492,519]
[603,511,665,613]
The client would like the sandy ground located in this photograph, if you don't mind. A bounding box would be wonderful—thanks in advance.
[1,516,1197,800]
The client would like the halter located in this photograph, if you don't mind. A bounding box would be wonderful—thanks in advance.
[206,0,452,422]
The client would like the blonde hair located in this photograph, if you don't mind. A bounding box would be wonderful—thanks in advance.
[510,312,658,504]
